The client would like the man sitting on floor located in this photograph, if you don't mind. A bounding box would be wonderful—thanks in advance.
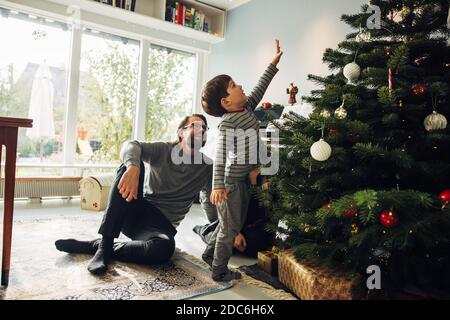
[55,114,216,276]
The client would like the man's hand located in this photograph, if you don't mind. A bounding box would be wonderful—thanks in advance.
[210,188,228,205]
[249,167,261,186]
[118,164,140,202]
[271,39,283,67]
[234,233,247,252]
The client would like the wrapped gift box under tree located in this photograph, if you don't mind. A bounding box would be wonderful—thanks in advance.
[257,250,279,276]
[278,250,365,300]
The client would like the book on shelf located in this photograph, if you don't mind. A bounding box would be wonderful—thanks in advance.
[165,1,214,34]
[96,0,135,11]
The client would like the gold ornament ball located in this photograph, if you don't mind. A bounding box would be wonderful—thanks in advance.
[334,103,348,119]
[320,109,331,118]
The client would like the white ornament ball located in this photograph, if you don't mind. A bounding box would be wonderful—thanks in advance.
[310,139,332,162]
[334,103,348,119]
[343,62,361,84]
[424,111,447,131]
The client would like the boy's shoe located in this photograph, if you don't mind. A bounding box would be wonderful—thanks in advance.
[192,225,203,236]
[201,253,213,269]
[212,269,242,282]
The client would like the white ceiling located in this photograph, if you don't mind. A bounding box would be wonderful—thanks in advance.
[197,0,252,11]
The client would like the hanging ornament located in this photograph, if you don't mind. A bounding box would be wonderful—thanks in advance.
[351,223,359,235]
[301,223,311,233]
[384,46,392,57]
[447,6,450,29]
[347,132,360,144]
[328,128,338,135]
[414,55,430,66]
[344,208,358,218]
[424,111,447,131]
[390,7,409,23]
[322,202,332,209]
[398,100,404,108]
[355,29,371,42]
[334,99,348,119]
[343,62,361,84]
[356,31,371,43]
[439,189,450,208]
[320,109,331,118]
[400,6,411,20]
[379,210,399,228]
[412,83,428,95]
[310,138,332,162]
[388,68,393,96]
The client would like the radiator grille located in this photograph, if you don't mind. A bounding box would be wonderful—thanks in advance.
[0,178,81,199]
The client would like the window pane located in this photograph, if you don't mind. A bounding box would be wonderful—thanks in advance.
[76,28,139,164]
[0,8,70,166]
[145,45,196,142]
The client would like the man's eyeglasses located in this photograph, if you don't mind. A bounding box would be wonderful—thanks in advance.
[182,122,209,131]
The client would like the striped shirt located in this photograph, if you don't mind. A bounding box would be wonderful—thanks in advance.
[213,64,279,190]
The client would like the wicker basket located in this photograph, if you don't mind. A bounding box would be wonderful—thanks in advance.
[278,250,363,300]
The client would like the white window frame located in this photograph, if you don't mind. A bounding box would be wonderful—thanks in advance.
[0,0,209,172]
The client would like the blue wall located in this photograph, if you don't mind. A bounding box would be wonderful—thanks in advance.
[202,0,366,157]
[207,0,366,104]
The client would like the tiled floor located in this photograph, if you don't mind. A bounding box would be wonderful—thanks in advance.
[1,198,278,300]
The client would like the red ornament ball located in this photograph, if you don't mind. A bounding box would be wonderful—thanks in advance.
[344,208,358,218]
[329,128,338,135]
[347,133,360,144]
[439,190,450,203]
[261,102,272,109]
[412,83,428,95]
[379,210,399,228]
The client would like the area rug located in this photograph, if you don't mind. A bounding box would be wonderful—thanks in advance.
[238,264,291,291]
[238,265,298,300]
[0,214,231,300]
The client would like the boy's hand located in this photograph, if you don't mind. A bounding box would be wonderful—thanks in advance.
[249,167,261,186]
[234,233,247,252]
[271,39,283,67]
[210,188,228,205]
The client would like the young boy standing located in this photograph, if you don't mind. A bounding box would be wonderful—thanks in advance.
[201,40,283,281]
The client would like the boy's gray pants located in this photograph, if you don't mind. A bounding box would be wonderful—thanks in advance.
[203,178,250,275]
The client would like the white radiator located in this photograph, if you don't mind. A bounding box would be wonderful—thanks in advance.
[0,177,82,199]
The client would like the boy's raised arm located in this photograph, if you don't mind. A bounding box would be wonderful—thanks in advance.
[246,40,283,110]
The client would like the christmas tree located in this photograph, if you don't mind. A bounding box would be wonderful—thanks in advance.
[268,0,450,296]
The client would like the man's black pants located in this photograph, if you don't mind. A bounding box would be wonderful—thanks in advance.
[98,162,177,265]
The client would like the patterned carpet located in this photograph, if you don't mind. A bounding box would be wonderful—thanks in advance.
[0,215,231,300]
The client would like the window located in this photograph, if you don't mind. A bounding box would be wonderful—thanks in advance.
[0,5,201,178]
[145,45,196,142]
[76,28,140,164]
[0,8,71,167]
